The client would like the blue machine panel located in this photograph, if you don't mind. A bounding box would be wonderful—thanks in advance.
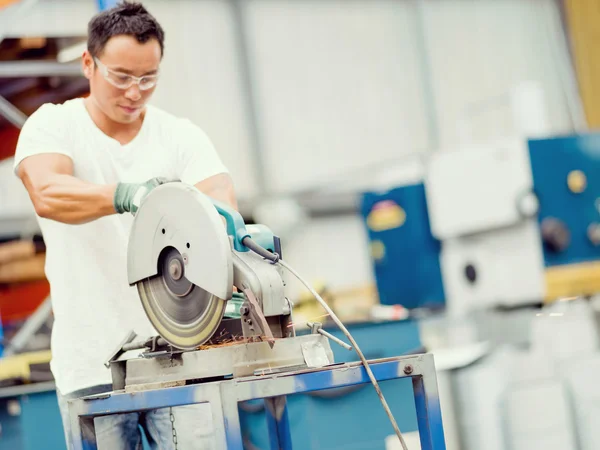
[360,184,445,309]
[528,134,600,267]
[0,390,66,450]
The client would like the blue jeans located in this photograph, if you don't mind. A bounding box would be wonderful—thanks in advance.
[56,386,175,450]
[56,384,215,449]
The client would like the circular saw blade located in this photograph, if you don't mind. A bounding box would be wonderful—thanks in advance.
[137,248,226,350]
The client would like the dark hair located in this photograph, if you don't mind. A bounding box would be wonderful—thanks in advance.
[87,1,165,58]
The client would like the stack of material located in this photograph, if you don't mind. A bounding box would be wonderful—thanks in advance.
[0,239,46,284]
[0,349,53,386]
[0,239,53,385]
[0,238,49,331]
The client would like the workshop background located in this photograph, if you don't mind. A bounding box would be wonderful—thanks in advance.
[1,0,600,449]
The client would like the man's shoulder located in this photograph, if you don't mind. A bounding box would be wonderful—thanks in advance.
[26,98,82,125]
[34,98,82,114]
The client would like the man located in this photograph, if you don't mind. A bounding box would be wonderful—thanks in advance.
[13,2,234,449]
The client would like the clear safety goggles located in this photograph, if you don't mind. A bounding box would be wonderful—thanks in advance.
[94,57,159,91]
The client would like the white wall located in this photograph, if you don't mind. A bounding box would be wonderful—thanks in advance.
[2,0,95,38]
[241,0,430,194]
[146,0,432,199]
[144,0,260,200]
[422,0,580,148]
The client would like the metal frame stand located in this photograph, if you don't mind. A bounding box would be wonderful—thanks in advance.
[68,353,446,450]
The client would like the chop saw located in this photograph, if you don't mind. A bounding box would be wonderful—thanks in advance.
[101,182,409,448]
[106,182,336,390]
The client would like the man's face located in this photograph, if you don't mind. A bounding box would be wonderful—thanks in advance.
[83,35,161,124]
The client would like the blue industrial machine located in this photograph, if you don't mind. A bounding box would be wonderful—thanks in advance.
[361,133,600,309]
[361,184,445,310]
[0,385,66,450]
[529,135,600,265]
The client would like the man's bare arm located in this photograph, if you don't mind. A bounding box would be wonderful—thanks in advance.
[195,173,238,210]
[17,154,117,225]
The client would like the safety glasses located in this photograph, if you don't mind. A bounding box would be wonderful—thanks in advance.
[94,57,159,91]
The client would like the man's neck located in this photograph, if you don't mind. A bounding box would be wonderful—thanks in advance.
[83,96,145,145]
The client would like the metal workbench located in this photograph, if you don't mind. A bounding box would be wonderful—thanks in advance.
[68,353,446,450]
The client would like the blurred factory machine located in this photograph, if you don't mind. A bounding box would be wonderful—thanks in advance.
[360,132,600,450]
[362,134,600,312]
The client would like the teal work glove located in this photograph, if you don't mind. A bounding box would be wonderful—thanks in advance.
[114,177,170,214]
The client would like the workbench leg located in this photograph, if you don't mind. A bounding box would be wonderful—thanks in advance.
[68,401,98,450]
[80,417,98,450]
[412,356,447,450]
[213,382,244,450]
[264,395,292,450]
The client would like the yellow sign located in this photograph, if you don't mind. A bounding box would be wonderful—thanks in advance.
[367,201,406,232]
[567,170,587,193]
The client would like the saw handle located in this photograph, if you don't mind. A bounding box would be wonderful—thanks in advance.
[211,199,251,252]
[211,199,278,255]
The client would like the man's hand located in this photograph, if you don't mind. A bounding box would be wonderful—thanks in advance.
[113,177,172,214]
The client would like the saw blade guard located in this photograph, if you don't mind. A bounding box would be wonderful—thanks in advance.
[127,182,233,301]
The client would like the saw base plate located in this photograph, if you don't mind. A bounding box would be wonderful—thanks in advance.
[109,334,334,391]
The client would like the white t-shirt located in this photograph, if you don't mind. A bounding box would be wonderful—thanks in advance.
[13,98,229,395]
